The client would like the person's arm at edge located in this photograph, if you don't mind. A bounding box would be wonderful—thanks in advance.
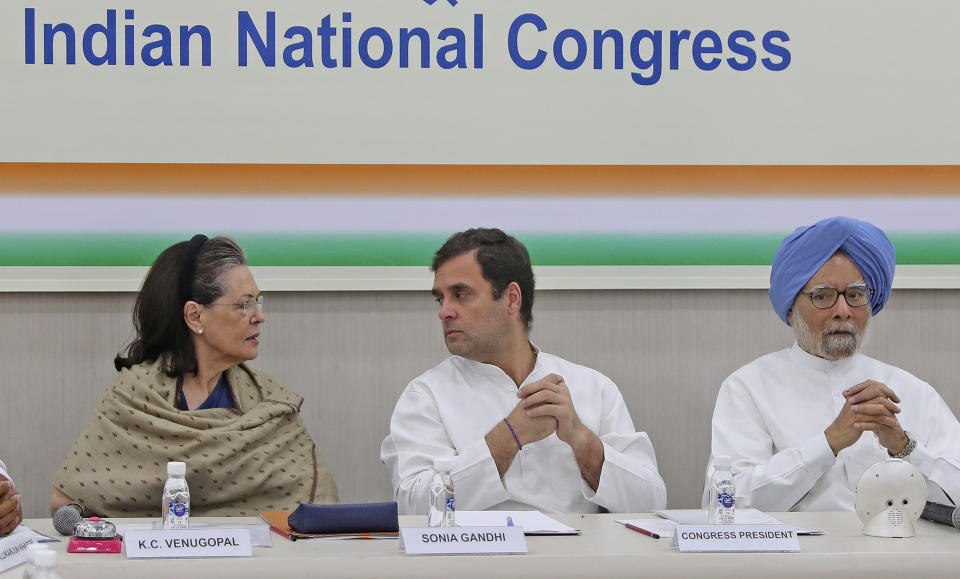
[902,384,960,505]
[0,475,23,535]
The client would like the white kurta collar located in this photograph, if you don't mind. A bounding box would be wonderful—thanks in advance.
[452,342,541,388]
[787,342,858,376]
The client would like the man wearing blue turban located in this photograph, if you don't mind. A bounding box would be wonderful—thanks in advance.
[704,217,960,512]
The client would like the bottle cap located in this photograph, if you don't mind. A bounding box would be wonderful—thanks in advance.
[34,549,57,567]
[25,543,51,560]
[433,458,454,472]
[714,456,734,469]
[167,461,186,476]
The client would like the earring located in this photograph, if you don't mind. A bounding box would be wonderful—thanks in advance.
[197,328,204,335]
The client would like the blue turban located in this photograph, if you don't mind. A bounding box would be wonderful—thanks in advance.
[769,216,896,325]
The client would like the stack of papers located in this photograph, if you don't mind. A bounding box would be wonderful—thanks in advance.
[455,511,580,535]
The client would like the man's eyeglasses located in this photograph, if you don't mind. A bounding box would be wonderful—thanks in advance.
[800,286,872,309]
[208,295,264,316]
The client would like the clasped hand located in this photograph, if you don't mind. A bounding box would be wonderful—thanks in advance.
[0,479,23,535]
[825,380,908,455]
[504,373,586,446]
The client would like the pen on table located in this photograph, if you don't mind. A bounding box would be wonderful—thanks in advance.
[506,516,514,527]
[625,523,660,539]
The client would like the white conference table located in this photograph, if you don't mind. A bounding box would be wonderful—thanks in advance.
[15,512,960,578]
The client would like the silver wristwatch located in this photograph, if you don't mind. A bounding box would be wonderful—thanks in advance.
[888,432,916,459]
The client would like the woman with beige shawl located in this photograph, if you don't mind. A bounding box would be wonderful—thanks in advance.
[50,235,338,517]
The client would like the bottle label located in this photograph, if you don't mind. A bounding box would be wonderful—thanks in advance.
[718,493,735,509]
[171,501,189,517]
[167,500,190,528]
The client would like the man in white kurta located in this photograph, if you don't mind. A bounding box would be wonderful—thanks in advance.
[710,344,960,511]
[706,216,960,511]
[382,349,666,514]
[382,228,666,514]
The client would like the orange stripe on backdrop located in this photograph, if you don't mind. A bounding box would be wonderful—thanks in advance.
[0,164,959,196]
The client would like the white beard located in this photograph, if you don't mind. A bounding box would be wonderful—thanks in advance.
[794,313,869,360]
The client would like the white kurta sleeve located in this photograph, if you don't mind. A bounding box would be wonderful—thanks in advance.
[707,376,836,511]
[907,387,960,505]
[381,383,509,515]
[0,458,9,483]
[581,379,667,512]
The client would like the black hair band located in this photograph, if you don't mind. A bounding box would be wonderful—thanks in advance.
[179,234,208,304]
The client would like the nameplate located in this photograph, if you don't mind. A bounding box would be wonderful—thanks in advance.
[124,529,252,558]
[400,527,527,555]
[0,532,35,573]
[671,525,800,552]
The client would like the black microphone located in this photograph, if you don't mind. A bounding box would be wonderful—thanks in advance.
[921,501,960,530]
[53,502,84,535]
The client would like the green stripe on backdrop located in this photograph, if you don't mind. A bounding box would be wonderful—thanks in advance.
[0,233,957,266]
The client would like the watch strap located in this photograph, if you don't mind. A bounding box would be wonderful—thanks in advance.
[888,433,917,459]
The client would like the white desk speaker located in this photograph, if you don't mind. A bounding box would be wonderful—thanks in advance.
[855,458,927,538]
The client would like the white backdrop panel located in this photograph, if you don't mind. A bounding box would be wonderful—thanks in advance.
[1,1,958,163]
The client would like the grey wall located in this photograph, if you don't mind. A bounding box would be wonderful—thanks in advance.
[2,289,958,518]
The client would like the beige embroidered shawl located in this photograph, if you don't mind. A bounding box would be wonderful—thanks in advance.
[53,360,338,517]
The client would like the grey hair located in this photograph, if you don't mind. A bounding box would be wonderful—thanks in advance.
[189,237,247,305]
[116,235,249,377]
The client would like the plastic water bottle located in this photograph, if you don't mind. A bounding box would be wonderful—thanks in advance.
[30,549,63,579]
[21,543,51,579]
[428,458,455,527]
[162,461,190,530]
[708,456,736,525]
